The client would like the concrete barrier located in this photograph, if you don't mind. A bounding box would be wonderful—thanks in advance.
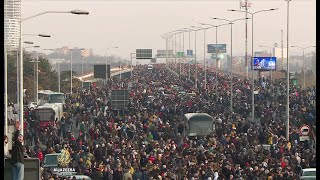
[4,158,41,180]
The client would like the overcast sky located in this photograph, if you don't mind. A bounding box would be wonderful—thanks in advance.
[22,0,316,60]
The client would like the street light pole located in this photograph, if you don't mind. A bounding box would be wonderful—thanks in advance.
[105,46,119,84]
[81,54,83,88]
[203,28,206,90]
[182,30,185,77]
[36,55,39,104]
[259,45,274,83]
[215,26,218,96]
[4,48,8,136]
[286,0,290,141]
[228,8,278,122]
[212,17,249,112]
[189,30,191,80]
[291,45,316,89]
[19,19,23,134]
[251,13,254,122]
[30,50,41,105]
[70,50,73,94]
[19,9,89,135]
[190,26,204,90]
[199,23,229,97]
[194,29,197,89]
[179,32,182,77]
[174,33,177,72]
[230,23,233,112]
[58,50,61,92]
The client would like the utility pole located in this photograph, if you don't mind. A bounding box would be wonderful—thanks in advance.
[241,0,251,78]
[281,29,284,70]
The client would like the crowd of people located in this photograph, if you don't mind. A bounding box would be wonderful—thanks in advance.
[6,63,316,180]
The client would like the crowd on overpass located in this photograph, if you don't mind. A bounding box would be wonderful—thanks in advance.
[7,63,316,180]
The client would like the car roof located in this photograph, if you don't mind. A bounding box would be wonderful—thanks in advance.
[302,168,316,172]
[45,153,61,156]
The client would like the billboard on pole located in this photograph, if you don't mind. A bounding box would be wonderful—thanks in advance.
[187,50,193,56]
[253,57,276,71]
[207,44,226,53]
[150,58,156,63]
[156,50,173,58]
[176,52,185,58]
[111,90,130,110]
[94,64,110,79]
[136,49,152,59]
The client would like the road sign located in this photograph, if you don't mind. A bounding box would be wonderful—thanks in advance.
[150,58,156,63]
[299,125,310,142]
[176,52,185,58]
[94,64,110,79]
[299,125,310,136]
[136,49,152,59]
[207,44,226,53]
[111,90,130,110]
[187,50,193,56]
[156,50,173,58]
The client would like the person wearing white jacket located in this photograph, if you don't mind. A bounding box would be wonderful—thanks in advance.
[213,172,219,180]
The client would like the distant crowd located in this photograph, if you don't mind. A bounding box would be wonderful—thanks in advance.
[6,63,316,180]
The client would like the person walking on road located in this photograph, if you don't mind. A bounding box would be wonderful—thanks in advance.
[11,125,25,180]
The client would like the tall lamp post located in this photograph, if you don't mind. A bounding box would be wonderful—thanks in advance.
[70,48,85,94]
[229,8,278,122]
[285,0,291,141]
[199,22,229,97]
[12,41,33,133]
[28,47,42,104]
[105,47,119,84]
[259,45,274,82]
[190,26,203,90]
[19,9,89,135]
[197,26,210,90]
[24,45,40,104]
[43,48,61,92]
[291,45,316,89]
[211,17,249,112]
[23,34,50,104]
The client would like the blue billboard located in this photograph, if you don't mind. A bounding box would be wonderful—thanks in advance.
[187,50,193,56]
[253,57,276,71]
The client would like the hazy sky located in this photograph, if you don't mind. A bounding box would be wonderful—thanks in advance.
[22,0,316,60]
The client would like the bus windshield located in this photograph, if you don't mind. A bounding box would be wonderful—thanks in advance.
[49,94,65,104]
[184,113,215,137]
[189,121,213,135]
[34,109,55,121]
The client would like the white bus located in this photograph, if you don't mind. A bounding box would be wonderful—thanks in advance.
[184,113,216,137]
[38,90,65,105]
[32,103,63,129]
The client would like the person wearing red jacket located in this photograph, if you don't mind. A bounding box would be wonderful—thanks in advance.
[37,149,44,162]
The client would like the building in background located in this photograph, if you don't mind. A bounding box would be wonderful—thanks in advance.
[81,49,90,58]
[4,0,21,51]
[61,46,69,55]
